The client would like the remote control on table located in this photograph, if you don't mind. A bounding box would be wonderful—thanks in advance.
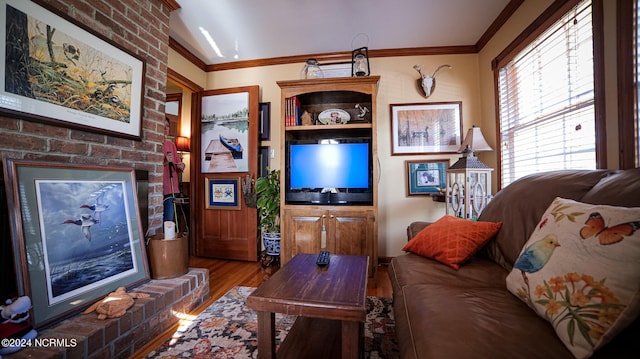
[316,251,330,266]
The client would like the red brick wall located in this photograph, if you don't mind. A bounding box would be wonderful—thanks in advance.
[0,0,171,234]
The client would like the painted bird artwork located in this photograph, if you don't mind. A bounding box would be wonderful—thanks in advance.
[63,214,99,241]
[514,234,561,306]
[80,193,109,222]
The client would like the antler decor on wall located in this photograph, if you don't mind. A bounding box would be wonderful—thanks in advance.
[413,64,452,98]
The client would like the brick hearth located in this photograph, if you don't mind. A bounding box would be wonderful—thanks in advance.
[9,268,209,359]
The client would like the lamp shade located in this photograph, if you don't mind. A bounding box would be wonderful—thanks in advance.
[176,136,191,152]
[458,126,492,153]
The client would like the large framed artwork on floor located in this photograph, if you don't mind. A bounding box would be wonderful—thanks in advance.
[2,159,149,328]
[0,0,145,139]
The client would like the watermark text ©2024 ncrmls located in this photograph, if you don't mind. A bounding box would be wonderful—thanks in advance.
[2,337,78,349]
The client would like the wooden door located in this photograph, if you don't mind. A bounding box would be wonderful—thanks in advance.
[332,209,376,276]
[192,86,260,261]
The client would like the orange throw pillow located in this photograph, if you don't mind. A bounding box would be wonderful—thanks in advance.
[402,215,502,269]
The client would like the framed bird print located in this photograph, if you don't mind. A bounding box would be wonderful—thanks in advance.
[0,0,145,140]
[2,159,149,328]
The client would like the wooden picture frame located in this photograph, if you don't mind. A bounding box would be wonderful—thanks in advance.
[406,159,449,196]
[259,102,270,140]
[390,102,463,155]
[2,159,149,328]
[0,0,145,140]
[205,177,241,210]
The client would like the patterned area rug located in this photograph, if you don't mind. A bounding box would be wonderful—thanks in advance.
[145,286,399,358]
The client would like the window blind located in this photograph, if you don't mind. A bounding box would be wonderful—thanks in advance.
[497,0,595,187]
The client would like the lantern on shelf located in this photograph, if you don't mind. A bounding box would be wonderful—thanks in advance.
[351,47,370,76]
[446,126,493,221]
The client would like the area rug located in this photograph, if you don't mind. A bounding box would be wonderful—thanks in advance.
[145,286,399,358]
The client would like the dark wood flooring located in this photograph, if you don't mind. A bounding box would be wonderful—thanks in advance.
[132,255,392,358]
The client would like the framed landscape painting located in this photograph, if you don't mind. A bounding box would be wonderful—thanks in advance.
[3,159,149,328]
[200,91,250,173]
[0,0,145,139]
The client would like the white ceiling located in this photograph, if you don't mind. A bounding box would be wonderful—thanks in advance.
[169,0,512,66]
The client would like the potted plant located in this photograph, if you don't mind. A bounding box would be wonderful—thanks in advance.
[255,168,281,263]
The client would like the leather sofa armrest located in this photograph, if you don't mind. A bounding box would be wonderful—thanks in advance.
[407,221,432,241]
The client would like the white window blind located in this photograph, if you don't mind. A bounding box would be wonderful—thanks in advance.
[497,0,595,187]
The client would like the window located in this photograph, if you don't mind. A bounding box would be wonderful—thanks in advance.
[618,0,640,168]
[495,0,597,187]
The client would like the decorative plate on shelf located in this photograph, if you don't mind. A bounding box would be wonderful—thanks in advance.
[318,109,350,124]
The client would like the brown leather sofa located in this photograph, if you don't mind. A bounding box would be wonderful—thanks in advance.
[389,169,640,359]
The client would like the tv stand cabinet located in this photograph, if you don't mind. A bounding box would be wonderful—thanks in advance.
[277,76,380,275]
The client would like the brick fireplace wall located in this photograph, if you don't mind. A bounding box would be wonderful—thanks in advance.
[0,1,198,354]
[0,0,172,234]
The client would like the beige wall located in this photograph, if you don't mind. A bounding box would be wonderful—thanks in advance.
[168,0,621,258]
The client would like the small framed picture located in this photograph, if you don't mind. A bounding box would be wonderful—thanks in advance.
[205,177,241,210]
[406,159,449,196]
[259,146,270,178]
[259,102,271,140]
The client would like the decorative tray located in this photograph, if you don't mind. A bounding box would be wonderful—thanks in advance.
[317,109,350,124]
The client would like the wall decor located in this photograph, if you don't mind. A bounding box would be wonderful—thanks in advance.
[0,0,145,140]
[259,102,270,140]
[406,159,449,196]
[205,177,241,210]
[390,102,462,155]
[259,146,270,178]
[201,91,250,173]
[2,159,149,328]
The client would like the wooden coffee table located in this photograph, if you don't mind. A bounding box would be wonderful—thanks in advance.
[247,253,369,359]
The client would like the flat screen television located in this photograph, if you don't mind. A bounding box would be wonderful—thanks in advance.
[285,138,373,205]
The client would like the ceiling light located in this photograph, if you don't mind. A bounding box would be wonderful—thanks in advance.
[198,26,224,58]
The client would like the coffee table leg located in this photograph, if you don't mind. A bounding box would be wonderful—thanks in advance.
[342,320,362,359]
[256,311,276,359]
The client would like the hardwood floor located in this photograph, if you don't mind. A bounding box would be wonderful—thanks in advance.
[132,255,392,358]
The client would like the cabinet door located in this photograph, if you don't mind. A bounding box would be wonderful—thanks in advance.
[332,210,375,260]
[282,209,330,262]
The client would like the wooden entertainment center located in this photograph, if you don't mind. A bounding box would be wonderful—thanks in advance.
[277,76,380,276]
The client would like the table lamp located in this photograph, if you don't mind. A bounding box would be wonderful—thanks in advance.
[175,136,190,196]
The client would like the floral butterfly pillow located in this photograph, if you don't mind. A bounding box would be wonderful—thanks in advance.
[505,197,640,359]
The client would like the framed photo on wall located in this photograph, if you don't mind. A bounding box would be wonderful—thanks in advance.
[2,159,149,328]
[391,102,463,155]
[205,177,241,210]
[0,0,145,140]
[406,159,449,196]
